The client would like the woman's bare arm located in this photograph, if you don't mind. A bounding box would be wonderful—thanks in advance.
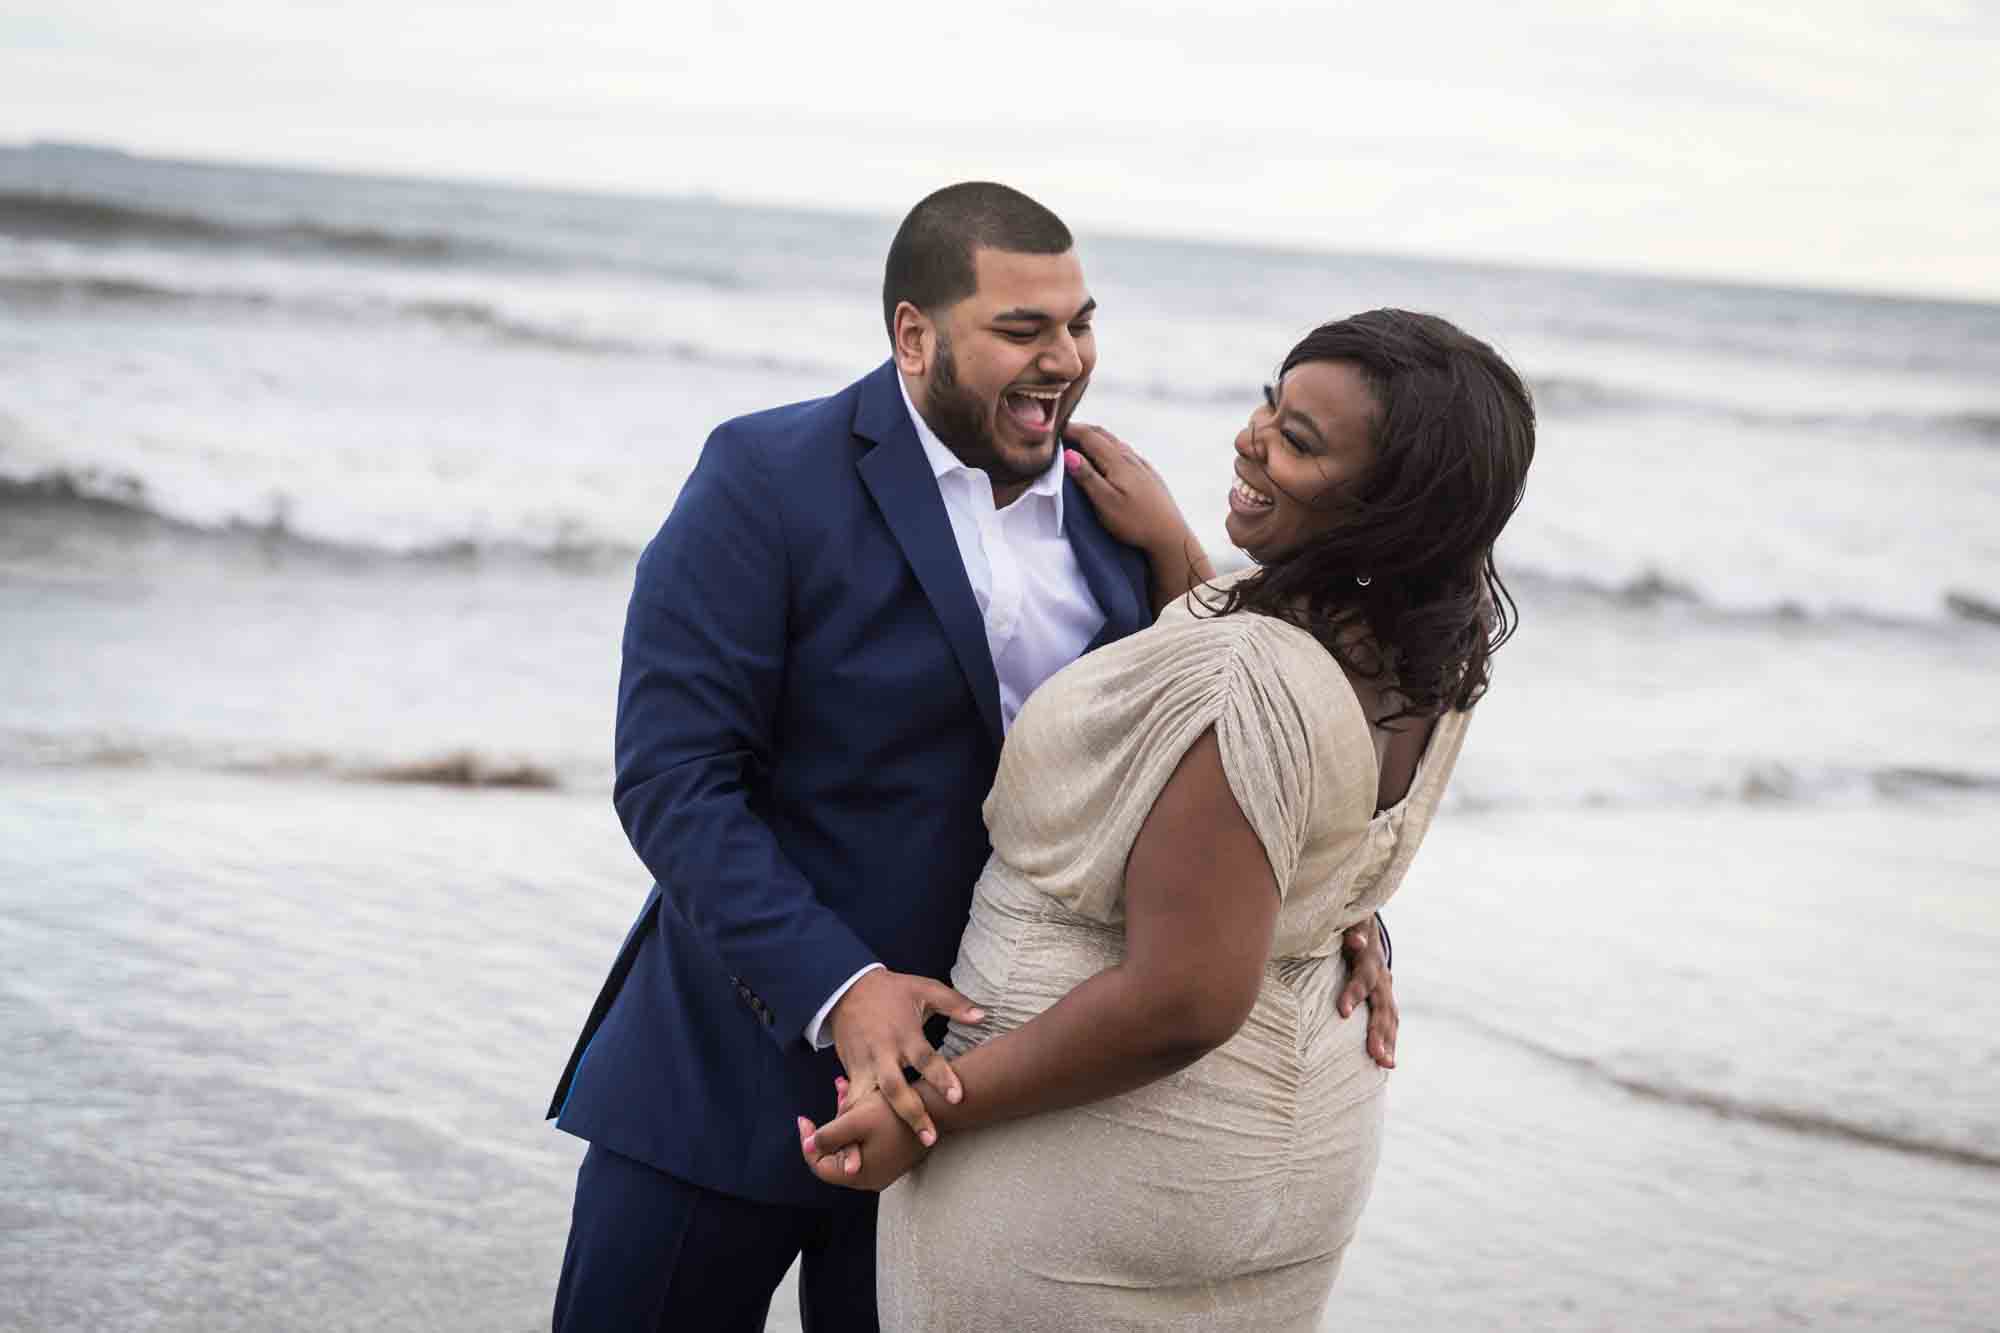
[802,728,1279,1184]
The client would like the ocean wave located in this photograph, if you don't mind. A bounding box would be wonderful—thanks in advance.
[0,469,639,571]
[391,298,828,372]
[1099,371,1998,446]
[9,718,1993,819]
[0,272,274,309]
[1944,591,2000,626]
[13,260,1994,447]
[1526,375,1663,415]
[6,260,1992,447]
[1940,410,2000,442]
[0,731,570,791]
[6,465,1996,634]
[1517,566,1706,609]
[0,267,842,373]
[1767,406,2000,447]
[1437,1010,2000,1170]
[0,191,501,265]
[1538,308,2000,383]
[1449,760,2000,814]
[1508,563,2000,635]
[1426,368,2000,448]
[397,298,654,357]
[1524,374,2000,445]
[0,190,751,288]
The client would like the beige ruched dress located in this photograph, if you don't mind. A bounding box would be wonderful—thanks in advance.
[876,580,1472,1331]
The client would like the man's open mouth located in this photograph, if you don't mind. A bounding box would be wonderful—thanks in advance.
[1002,385,1066,434]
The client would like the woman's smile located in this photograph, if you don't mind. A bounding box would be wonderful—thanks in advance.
[1227,471,1276,514]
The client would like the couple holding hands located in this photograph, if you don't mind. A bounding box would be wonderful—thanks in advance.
[547,182,1535,1330]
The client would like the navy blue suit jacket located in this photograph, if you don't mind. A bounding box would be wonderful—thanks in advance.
[548,360,1154,1206]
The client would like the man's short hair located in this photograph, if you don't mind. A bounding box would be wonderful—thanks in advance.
[882,183,1073,340]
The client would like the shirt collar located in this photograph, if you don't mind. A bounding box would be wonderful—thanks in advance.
[898,371,1066,531]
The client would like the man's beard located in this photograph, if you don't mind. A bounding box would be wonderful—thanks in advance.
[922,332,1068,490]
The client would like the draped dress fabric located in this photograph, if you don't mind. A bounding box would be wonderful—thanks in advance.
[876,579,1472,1331]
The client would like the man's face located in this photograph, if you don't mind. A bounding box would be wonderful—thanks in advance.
[909,247,1096,499]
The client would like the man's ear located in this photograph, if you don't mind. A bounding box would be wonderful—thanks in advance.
[892,301,933,376]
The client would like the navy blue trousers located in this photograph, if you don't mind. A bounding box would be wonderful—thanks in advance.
[553,1143,879,1332]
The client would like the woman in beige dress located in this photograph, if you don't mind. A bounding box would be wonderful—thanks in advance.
[800,308,1536,1329]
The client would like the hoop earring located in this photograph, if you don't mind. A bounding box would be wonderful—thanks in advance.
[1355,574,1373,587]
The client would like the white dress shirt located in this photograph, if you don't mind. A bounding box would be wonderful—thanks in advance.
[803,374,1107,1048]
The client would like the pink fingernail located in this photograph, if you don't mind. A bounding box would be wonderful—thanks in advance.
[920,1130,937,1147]
[1062,450,1082,472]
[967,1008,986,1022]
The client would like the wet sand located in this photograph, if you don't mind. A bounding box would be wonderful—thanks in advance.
[5,767,1993,1331]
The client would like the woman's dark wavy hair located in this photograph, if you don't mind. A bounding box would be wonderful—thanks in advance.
[1203,308,1535,722]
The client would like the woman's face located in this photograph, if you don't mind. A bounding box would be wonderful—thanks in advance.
[1224,359,1380,563]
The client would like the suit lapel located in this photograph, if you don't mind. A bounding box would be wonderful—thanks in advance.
[853,363,1005,750]
[1062,475,1150,652]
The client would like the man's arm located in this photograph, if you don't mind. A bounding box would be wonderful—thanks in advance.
[615,427,979,1141]
[613,427,878,1038]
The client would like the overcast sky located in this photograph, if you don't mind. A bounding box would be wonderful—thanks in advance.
[4,1,1996,300]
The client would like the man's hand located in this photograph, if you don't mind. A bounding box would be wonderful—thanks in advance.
[825,968,983,1148]
[798,1088,926,1192]
[1339,922,1398,1068]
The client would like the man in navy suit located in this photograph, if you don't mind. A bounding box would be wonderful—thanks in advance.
[547,182,1396,1330]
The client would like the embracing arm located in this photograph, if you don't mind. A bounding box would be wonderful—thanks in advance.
[801,728,1279,1184]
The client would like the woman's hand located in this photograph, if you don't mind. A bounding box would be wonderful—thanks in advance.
[1063,423,1214,611]
[798,1083,927,1192]
[1062,423,1192,554]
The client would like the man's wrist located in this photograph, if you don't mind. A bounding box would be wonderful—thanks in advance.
[806,962,885,1049]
